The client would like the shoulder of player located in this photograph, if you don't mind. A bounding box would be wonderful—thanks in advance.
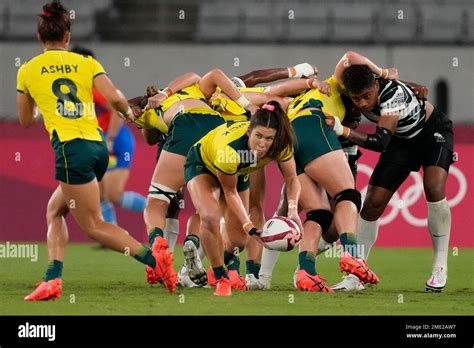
[378,79,406,102]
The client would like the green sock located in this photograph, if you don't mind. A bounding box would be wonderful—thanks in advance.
[340,232,359,258]
[298,251,316,276]
[224,250,234,265]
[184,234,200,249]
[133,245,156,268]
[245,260,260,278]
[44,260,63,281]
[148,227,164,247]
[224,250,240,273]
[213,265,228,280]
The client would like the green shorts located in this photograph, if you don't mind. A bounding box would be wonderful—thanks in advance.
[51,131,108,184]
[184,144,250,192]
[163,111,225,156]
[292,109,341,175]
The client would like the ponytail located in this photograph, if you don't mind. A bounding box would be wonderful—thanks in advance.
[38,2,71,43]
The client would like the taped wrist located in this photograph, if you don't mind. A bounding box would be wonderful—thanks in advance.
[364,127,392,152]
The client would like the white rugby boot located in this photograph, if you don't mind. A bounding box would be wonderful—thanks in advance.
[183,240,207,286]
[425,266,447,292]
[177,266,199,288]
[331,274,365,291]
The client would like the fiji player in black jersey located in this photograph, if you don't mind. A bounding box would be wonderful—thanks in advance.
[332,51,454,292]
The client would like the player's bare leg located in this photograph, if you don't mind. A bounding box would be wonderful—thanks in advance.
[304,150,378,284]
[220,189,250,290]
[246,169,266,288]
[294,174,333,292]
[187,174,231,296]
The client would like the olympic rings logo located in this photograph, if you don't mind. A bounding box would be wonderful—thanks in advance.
[357,164,467,227]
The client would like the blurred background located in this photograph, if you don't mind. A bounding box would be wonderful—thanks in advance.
[0,0,472,247]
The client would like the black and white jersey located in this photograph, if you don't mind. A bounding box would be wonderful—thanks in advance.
[361,79,426,139]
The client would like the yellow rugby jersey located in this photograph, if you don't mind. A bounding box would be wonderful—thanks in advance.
[159,83,206,112]
[134,108,169,134]
[17,49,106,142]
[210,87,265,122]
[134,83,207,132]
[196,121,293,176]
[287,75,346,122]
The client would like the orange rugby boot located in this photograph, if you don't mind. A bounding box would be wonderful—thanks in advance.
[296,270,333,292]
[24,278,62,301]
[339,251,379,285]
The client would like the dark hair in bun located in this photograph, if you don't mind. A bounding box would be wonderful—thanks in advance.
[38,2,71,43]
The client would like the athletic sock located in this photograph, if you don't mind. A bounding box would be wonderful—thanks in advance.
[357,217,379,260]
[148,227,164,247]
[259,248,280,277]
[245,260,260,278]
[298,251,316,276]
[224,250,240,273]
[427,198,451,270]
[133,245,156,268]
[317,237,334,255]
[340,232,359,258]
[213,265,228,280]
[100,200,117,225]
[163,218,179,252]
[119,191,146,212]
[184,234,200,249]
[44,260,63,281]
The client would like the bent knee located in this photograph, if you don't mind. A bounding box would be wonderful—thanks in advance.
[199,211,221,232]
[360,200,386,221]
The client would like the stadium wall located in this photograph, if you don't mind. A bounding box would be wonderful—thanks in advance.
[0,43,473,123]
[0,122,472,247]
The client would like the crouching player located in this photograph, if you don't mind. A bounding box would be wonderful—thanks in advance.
[184,101,302,296]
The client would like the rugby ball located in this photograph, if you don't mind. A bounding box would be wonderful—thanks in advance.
[261,217,301,251]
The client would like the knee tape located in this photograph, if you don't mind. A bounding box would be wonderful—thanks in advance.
[148,182,177,203]
[305,209,333,234]
[334,188,361,212]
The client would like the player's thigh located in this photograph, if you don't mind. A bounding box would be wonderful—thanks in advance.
[59,179,103,231]
[223,189,250,246]
[151,150,186,191]
[187,174,221,229]
[304,149,355,197]
[297,173,331,212]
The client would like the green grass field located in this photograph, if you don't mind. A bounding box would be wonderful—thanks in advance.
[1,243,473,315]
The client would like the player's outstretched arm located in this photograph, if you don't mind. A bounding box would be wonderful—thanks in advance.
[199,68,259,114]
[265,77,331,97]
[238,63,318,87]
[326,112,398,153]
[334,51,398,84]
[94,74,133,121]
[400,80,429,100]
[146,71,201,109]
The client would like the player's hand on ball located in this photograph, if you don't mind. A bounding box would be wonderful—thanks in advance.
[287,209,303,233]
